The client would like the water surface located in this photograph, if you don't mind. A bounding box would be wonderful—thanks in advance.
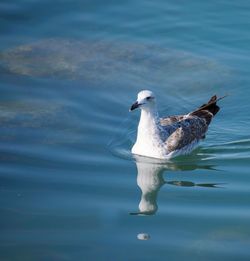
[0,0,250,260]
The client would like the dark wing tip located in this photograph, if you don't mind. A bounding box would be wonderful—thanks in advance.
[208,95,217,103]
[191,110,213,124]
[192,94,225,118]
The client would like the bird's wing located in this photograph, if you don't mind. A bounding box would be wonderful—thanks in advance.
[160,115,185,126]
[160,95,226,152]
[163,114,209,152]
[160,94,224,152]
[160,94,221,128]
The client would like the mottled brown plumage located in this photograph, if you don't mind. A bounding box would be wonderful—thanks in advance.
[160,95,222,153]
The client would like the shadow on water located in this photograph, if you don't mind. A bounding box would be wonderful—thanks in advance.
[130,155,224,216]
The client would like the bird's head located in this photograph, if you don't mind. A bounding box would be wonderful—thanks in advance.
[130,90,156,111]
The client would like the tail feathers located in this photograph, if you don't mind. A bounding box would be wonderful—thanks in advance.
[190,94,227,124]
[199,95,220,116]
[196,94,227,116]
[208,95,217,103]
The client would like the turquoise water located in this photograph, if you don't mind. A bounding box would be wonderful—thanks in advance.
[1,0,250,260]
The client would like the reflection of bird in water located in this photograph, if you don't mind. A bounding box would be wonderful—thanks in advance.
[135,160,165,215]
[131,156,223,215]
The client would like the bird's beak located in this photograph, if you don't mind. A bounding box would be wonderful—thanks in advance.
[130,101,139,111]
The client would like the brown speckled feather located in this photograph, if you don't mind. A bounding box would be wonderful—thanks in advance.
[163,116,208,152]
[160,95,221,153]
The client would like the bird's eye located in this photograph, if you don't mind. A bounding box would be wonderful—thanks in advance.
[146,96,151,100]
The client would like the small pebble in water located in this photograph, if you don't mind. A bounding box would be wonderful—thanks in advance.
[137,233,150,240]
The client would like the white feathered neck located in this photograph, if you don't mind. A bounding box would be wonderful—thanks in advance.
[132,106,168,158]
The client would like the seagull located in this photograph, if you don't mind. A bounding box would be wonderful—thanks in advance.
[130,90,225,159]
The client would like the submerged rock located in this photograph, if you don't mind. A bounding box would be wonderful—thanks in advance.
[0,39,228,88]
